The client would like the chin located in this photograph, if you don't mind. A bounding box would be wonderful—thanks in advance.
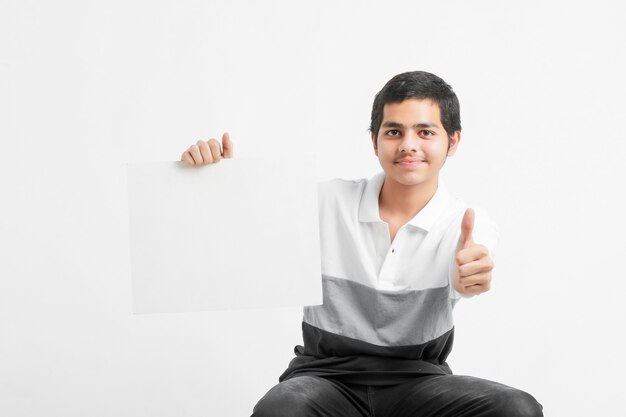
[388,172,429,187]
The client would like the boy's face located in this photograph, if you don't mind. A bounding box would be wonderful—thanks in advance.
[371,98,460,189]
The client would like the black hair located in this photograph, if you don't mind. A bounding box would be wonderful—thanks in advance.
[369,71,461,141]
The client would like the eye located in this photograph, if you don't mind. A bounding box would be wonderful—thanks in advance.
[420,130,435,137]
[387,129,401,137]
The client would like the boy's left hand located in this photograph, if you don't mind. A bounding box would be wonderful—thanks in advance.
[453,208,494,296]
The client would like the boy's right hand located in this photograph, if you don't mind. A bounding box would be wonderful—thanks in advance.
[181,132,234,165]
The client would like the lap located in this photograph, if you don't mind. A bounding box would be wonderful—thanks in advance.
[251,374,543,417]
[373,374,543,417]
[251,376,369,417]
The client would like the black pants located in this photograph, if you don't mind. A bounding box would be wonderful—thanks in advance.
[252,374,543,417]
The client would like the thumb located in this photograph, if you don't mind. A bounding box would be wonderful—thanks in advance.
[458,208,475,250]
[221,132,234,158]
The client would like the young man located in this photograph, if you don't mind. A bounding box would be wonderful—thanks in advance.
[181,71,543,416]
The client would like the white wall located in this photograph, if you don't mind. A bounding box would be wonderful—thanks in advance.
[1,1,625,415]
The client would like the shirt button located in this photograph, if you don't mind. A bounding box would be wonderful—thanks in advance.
[391,248,395,253]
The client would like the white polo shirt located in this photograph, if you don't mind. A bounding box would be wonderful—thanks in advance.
[305,172,497,348]
[320,172,496,290]
[281,172,498,382]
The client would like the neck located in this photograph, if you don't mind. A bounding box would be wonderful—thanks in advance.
[378,176,439,220]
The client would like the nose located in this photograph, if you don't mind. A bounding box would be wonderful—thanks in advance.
[399,131,420,153]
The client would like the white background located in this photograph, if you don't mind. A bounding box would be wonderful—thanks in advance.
[1,1,625,415]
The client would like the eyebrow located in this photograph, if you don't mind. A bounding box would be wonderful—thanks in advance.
[382,121,440,129]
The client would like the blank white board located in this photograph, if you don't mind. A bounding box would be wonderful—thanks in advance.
[126,158,322,313]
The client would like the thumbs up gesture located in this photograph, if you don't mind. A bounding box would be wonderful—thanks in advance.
[453,208,494,296]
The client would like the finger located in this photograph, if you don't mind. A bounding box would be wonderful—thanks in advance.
[456,245,491,269]
[463,282,490,295]
[222,132,233,158]
[181,151,195,165]
[459,208,475,250]
[208,139,222,162]
[197,140,213,165]
[459,271,492,287]
[458,257,494,278]
[188,144,203,165]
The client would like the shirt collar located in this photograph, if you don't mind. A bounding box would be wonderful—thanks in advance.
[358,172,452,232]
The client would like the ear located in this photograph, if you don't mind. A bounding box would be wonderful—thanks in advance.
[446,131,461,157]
[371,132,378,156]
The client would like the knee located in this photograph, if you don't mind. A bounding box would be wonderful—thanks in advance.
[486,388,543,417]
[251,376,327,417]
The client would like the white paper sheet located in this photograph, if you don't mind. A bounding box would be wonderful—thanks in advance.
[126,157,322,313]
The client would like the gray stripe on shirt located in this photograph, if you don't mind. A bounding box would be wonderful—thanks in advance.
[304,275,455,347]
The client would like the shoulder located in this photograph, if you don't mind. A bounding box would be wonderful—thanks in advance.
[435,183,497,230]
[318,177,368,193]
[432,184,499,251]
[317,177,368,204]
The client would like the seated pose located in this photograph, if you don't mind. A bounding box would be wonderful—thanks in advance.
[181,71,543,417]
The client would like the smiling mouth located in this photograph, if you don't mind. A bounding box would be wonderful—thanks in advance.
[394,158,425,165]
